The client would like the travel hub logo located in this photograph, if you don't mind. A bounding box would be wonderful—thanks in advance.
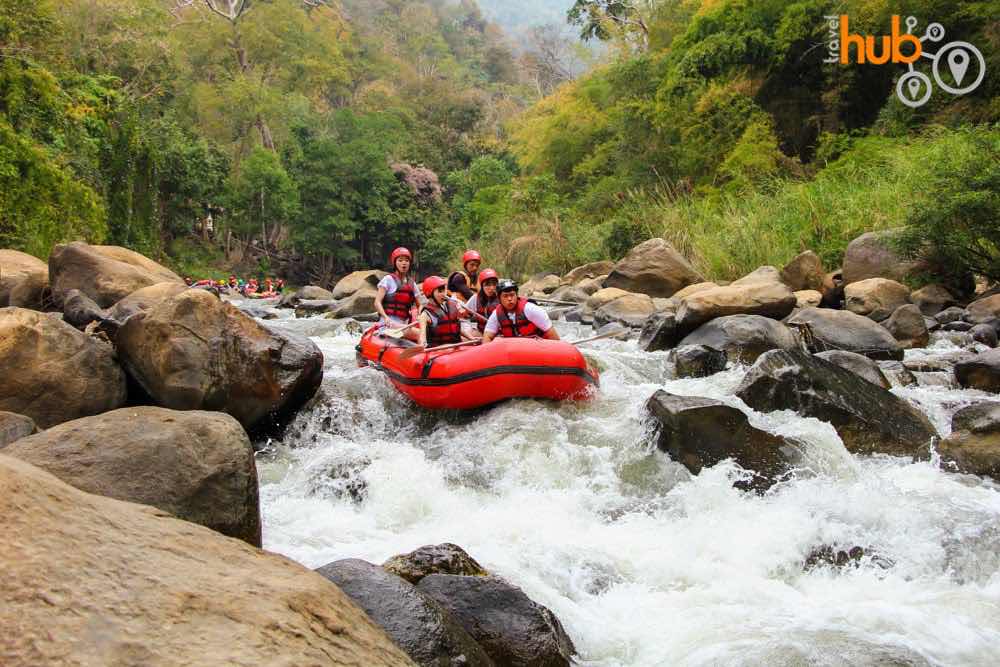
[824,14,986,108]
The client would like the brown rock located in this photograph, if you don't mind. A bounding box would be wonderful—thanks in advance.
[844,278,911,321]
[676,282,796,332]
[678,314,798,364]
[0,411,36,448]
[330,286,378,318]
[820,269,845,307]
[594,292,655,328]
[585,287,631,311]
[0,308,126,428]
[562,261,615,285]
[604,238,703,298]
[881,304,929,349]
[49,242,182,308]
[781,251,825,291]
[786,307,903,361]
[108,281,188,322]
[795,290,823,308]
[966,295,1000,325]
[815,351,891,389]
[4,407,261,545]
[954,350,1000,393]
[0,454,412,666]
[731,266,783,286]
[383,543,489,585]
[672,282,718,300]
[333,270,386,300]
[842,230,920,285]
[939,403,1000,481]
[575,277,603,296]
[911,284,957,316]
[0,249,49,309]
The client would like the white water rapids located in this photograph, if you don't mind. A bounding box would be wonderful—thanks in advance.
[253,311,1000,666]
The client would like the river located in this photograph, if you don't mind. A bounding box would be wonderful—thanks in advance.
[252,310,1000,666]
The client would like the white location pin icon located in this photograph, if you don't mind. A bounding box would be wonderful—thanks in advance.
[907,77,922,99]
[948,49,970,86]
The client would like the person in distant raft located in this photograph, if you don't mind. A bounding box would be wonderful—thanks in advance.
[375,246,421,341]
[482,279,560,343]
[447,250,482,302]
[418,276,464,347]
[462,268,500,337]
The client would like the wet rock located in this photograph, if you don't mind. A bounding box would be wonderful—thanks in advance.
[881,304,929,349]
[0,249,49,309]
[0,411,36,448]
[924,316,941,332]
[935,306,967,325]
[638,313,679,352]
[316,559,493,667]
[0,455,410,666]
[593,292,655,328]
[781,251,824,292]
[48,241,182,308]
[804,545,891,571]
[0,308,126,428]
[795,290,823,308]
[671,345,727,378]
[966,295,1000,325]
[645,390,801,490]
[108,282,188,322]
[562,261,615,285]
[676,282,797,333]
[816,350,891,389]
[115,290,323,432]
[842,230,920,284]
[952,402,1000,433]
[383,543,489,585]
[939,403,1000,481]
[61,289,108,330]
[877,360,917,387]
[911,284,957,316]
[678,314,798,364]
[844,278,911,321]
[903,351,975,373]
[4,407,261,545]
[736,349,937,457]
[417,574,576,667]
[954,350,1000,393]
[603,238,703,298]
[972,324,999,348]
[785,307,903,361]
[332,270,385,300]
[943,321,974,332]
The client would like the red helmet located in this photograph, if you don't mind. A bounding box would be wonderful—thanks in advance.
[422,275,447,298]
[462,250,482,266]
[478,268,498,283]
[390,247,413,268]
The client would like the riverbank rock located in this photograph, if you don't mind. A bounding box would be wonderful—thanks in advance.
[966,295,1000,325]
[417,574,576,667]
[0,249,49,309]
[820,270,845,307]
[317,559,493,667]
[603,238,703,298]
[736,349,937,457]
[671,345,727,378]
[781,251,824,291]
[676,282,796,333]
[645,390,800,489]
[563,261,615,285]
[939,403,1000,481]
[673,282,717,300]
[546,285,590,304]
[3,407,260,545]
[0,308,126,428]
[329,289,378,319]
[815,351,891,389]
[795,290,823,308]
[593,292,655,328]
[0,455,411,666]
[115,290,323,432]
[678,314,798,364]
[332,270,385,300]
[61,289,108,330]
[935,306,966,325]
[842,231,919,284]
[954,350,1000,393]
[48,242,182,308]
[971,324,999,348]
[882,304,929,349]
[104,282,187,324]
[637,313,679,352]
[911,284,956,316]
[844,278,911,321]
[785,308,903,360]
[878,360,918,387]
[731,266,783,286]
[383,543,489,585]
[0,411,36,448]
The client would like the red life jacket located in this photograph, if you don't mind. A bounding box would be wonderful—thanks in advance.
[383,273,416,322]
[494,297,540,338]
[474,293,499,333]
[423,300,461,346]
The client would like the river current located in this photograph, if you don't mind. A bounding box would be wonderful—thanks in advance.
[253,309,1000,666]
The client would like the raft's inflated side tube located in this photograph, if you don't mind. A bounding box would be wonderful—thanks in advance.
[358,326,599,409]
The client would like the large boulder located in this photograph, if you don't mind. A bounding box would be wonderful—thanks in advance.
[780,251,824,292]
[939,403,1000,481]
[731,266,783,286]
[736,349,937,457]
[0,411,36,448]
[108,281,188,322]
[815,351,891,389]
[48,242,182,308]
[562,261,615,285]
[317,559,493,667]
[603,238,703,298]
[61,289,108,331]
[4,407,261,545]
[115,290,323,432]
[593,292,655,328]
[0,249,49,309]
[0,455,412,666]
[0,308,126,428]
[637,313,679,352]
[383,543,489,585]
[645,390,801,490]
[329,288,378,319]
[844,278,911,321]
[678,314,798,364]
[971,324,999,348]
[417,574,576,667]
[676,282,796,333]
[670,345,727,378]
[966,295,1000,325]
[911,284,957,316]
[333,270,385,300]
[881,304,929,349]
[585,287,631,311]
[842,231,919,285]
[954,350,1000,393]
[785,308,903,361]
[672,282,718,300]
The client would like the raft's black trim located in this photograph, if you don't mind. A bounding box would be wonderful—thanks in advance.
[376,363,598,387]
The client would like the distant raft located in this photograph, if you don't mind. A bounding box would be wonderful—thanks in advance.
[357,325,599,410]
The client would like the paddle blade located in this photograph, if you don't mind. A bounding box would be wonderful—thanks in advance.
[398,345,426,360]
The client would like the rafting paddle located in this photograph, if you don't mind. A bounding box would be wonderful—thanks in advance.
[398,339,481,360]
[446,295,489,323]
[569,328,629,346]
[381,321,419,339]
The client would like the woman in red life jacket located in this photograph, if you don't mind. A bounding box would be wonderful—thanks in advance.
[482,279,560,343]
[375,247,420,341]
[462,268,500,337]
[447,249,482,303]
[418,276,463,347]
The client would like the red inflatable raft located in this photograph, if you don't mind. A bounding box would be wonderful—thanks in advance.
[357,325,599,410]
